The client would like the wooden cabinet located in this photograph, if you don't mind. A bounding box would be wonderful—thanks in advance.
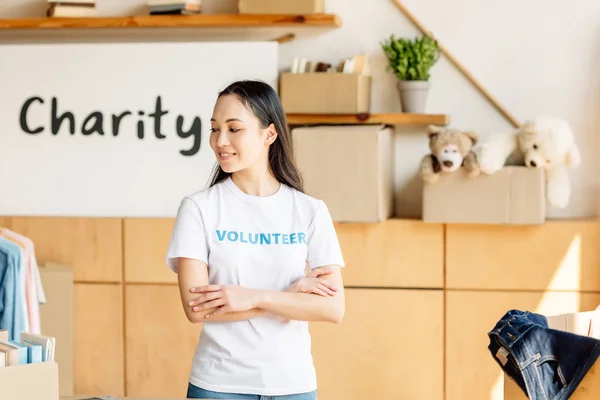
[446,220,600,291]
[311,289,444,400]
[124,218,176,284]
[125,285,202,398]
[74,284,124,396]
[335,219,444,288]
[446,290,600,400]
[122,218,445,288]
[7,215,598,400]
[10,217,122,282]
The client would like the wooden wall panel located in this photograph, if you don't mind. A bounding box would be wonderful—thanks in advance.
[336,219,444,288]
[446,290,600,400]
[310,289,444,400]
[10,217,122,282]
[125,285,202,398]
[0,217,13,229]
[74,283,124,397]
[124,218,445,288]
[124,218,176,284]
[446,220,600,291]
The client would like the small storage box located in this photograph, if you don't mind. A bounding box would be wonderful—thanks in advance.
[292,124,394,222]
[239,0,325,14]
[280,72,371,114]
[422,166,545,225]
[0,361,59,400]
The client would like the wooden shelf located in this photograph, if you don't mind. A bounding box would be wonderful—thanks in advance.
[0,14,342,30]
[286,113,451,126]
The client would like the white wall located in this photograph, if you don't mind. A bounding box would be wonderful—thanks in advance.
[1,0,599,219]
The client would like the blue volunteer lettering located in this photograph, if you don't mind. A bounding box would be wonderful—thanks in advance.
[216,230,306,245]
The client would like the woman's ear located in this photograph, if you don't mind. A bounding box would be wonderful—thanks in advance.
[264,123,278,145]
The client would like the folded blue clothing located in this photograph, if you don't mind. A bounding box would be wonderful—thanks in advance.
[488,309,600,400]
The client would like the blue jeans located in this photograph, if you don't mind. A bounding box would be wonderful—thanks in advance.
[187,383,318,399]
[488,309,600,400]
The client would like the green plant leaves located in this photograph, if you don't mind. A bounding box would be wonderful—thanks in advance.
[380,34,440,81]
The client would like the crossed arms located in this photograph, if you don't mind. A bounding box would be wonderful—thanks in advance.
[175,257,345,324]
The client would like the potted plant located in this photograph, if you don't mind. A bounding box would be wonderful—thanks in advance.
[381,34,440,113]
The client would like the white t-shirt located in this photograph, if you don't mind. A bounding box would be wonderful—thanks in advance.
[165,176,345,396]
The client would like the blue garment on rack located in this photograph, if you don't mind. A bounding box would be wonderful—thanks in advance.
[0,237,24,341]
[488,309,600,400]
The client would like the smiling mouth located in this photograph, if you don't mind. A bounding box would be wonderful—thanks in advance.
[219,152,236,160]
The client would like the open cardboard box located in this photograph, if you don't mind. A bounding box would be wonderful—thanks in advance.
[39,263,74,396]
[504,310,600,399]
[0,360,59,400]
[280,72,371,114]
[239,0,324,14]
[422,166,546,225]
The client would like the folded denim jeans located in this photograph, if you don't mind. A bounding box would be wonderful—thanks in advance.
[488,309,600,400]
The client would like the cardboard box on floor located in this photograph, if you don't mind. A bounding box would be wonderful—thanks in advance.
[422,166,545,224]
[504,310,600,399]
[292,124,394,222]
[280,72,371,114]
[239,0,324,14]
[39,263,74,397]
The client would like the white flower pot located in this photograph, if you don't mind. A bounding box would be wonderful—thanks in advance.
[397,80,430,113]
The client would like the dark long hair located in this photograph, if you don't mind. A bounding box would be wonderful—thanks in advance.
[207,80,305,193]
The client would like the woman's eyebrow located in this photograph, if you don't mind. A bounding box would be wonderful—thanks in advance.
[210,118,244,122]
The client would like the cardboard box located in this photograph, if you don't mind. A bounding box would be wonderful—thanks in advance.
[39,264,74,397]
[504,310,600,399]
[280,72,371,114]
[292,125,394,222]
[202,0,238,13]
[1,361,59,400]
[422,166,545,225]
[239,0,324,14]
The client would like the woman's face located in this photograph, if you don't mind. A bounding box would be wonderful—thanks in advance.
[209,94,275,174]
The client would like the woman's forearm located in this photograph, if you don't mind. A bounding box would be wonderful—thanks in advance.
[255,290,344,324]
[201,308,266,322]
[189,306,266,323]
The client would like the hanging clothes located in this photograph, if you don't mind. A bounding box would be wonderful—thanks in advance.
[0,235,26,341]
[1,228,44,334]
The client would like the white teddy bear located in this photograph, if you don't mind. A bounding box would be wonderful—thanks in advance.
[475,116,580,208]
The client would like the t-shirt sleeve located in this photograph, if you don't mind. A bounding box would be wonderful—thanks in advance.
[165,196,209,273]
[306,200,345,270]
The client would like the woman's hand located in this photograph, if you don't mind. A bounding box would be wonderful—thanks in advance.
[284,267,338,297]
[188,285,260,319]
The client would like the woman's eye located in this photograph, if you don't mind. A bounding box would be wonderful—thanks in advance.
[229,128,240,133]
[210,127,218,133]
[533,144,538,150]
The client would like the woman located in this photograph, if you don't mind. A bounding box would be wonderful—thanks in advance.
[165,80,345,399]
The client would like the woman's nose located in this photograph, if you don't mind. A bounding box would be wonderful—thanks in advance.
[216,132,229,146]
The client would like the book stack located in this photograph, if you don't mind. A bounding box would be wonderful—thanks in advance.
[148,0,202,15]
[0,330,55,366]
[47,0,98,17]
[290,54,370,75]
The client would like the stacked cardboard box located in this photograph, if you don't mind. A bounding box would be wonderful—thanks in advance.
[280,54,371,114]
[292,125,394,223]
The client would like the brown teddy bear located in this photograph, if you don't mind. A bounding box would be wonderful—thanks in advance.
[420,125,480,183]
